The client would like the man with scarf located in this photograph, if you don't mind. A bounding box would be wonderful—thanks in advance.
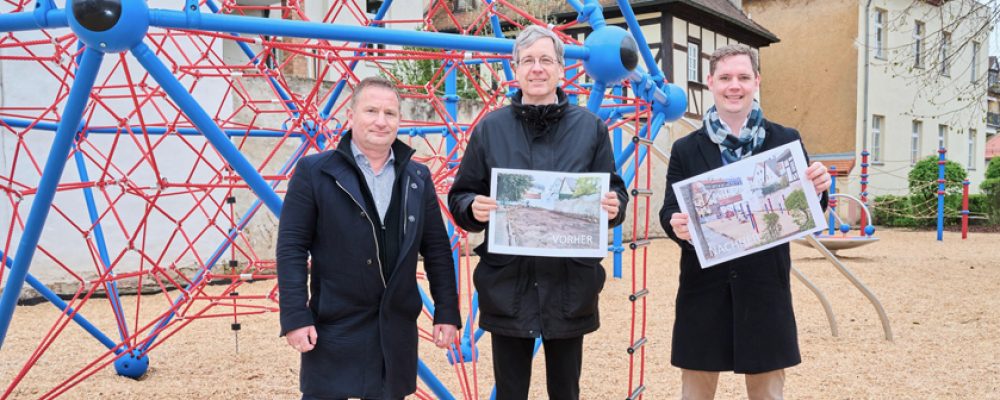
[659,44,831,399]
[447,25,628,400]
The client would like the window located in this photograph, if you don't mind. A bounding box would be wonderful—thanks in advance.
[687,40,701,83]
[968,129,977,169]
[874,9,887,59]
[914,21,925,68]
[938,124,948,150]
[871,115,884,163]
[453,0,475,12]
[911,120,922,165]
[939,32,950,76]
[971,42,980,83]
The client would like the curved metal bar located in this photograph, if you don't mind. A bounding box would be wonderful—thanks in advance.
[790,265,838,337]
[804,235,893,341]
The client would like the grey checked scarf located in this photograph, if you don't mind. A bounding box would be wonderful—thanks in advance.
[704,100,766,163]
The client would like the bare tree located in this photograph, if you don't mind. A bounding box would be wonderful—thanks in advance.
[872,0,998,125]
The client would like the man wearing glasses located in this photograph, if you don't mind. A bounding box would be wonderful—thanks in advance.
[448,25,628,400]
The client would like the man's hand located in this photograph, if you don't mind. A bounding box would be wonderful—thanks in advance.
[601,192,620,221]
[471,195,497,223]
[669,212,692,241]
[806,162,831,195]
[432,324,458,349]
[286,325,317,353]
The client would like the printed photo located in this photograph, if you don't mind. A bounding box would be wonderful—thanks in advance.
[673,141,828,268]
[488,168,610,257]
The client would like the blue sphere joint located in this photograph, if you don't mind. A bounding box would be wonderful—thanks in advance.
[839,224,851,234]
[447,336,478,365]
[113,349,149,379]
[656,83,687,122]
[68,0,150,53]
[583,26,638,84]
[864,225,876,237]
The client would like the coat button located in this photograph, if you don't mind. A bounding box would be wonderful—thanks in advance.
[533,282,539,287]
[360,211,367,218]
[408,215,415,222]
[730,270,738,279]
[366,259,373,265]
[411,182,418,189]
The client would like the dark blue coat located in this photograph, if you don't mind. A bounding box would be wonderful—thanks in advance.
[659,120,828,374]
[276,134,461,399]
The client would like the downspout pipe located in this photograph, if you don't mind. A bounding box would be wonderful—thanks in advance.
[863,0,871,153]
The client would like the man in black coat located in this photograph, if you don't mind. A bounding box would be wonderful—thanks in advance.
[447,25,628,400]
[659,44,831,399]
[277,76,461,400]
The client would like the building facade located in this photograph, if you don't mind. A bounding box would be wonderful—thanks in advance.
[744,0,991,196]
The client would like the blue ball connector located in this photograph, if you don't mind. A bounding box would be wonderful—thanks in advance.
[113,349,150,379]
[582,26,638,83]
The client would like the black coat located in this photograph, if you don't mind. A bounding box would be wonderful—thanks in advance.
[276,134,461,399]
[448,89,628,339]
[658,120,828,373]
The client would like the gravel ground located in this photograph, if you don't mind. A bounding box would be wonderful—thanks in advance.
[2,228,998,399]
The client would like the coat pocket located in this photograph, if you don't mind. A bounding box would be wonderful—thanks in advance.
[472,254,522,318]
[561,258,606,318]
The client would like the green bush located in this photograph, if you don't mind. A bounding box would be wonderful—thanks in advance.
[872,195,922,227]
[907,156,968,221]
[981,158,1000,224]
[909,155,968,199]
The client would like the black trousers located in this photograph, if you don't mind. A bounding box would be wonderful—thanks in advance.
[490,333,584,400]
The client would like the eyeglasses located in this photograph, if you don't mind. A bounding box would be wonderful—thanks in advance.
[517,56,558,68]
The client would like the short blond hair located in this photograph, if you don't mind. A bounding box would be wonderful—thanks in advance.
[709,44,759,76]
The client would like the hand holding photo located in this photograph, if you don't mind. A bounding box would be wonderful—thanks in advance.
[488,168,610,258]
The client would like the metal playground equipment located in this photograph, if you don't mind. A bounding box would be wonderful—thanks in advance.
[792,157,892,342]
[0,0,686,398]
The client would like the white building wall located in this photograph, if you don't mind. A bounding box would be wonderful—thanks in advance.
[855,0,989,196]
[0,1,232,293]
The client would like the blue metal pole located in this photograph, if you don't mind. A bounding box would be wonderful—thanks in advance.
[0,47,104,348]
[621,111,666,186]
[0,9,67,32]
[316,0,395,120]
[73,143,130,342]
[464,291,479,343]
[586,81,607,114]
[148,9,590,61]
[417,358,457,400]
[485,0,515,84]
[1,251,119,350]
[130,41,283,217]
[444,62,461,285]
[828,166,837,235]
[204,0,299,116]
[936,148,946,241]
[583,0,608,29]
[615,0,664,82]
